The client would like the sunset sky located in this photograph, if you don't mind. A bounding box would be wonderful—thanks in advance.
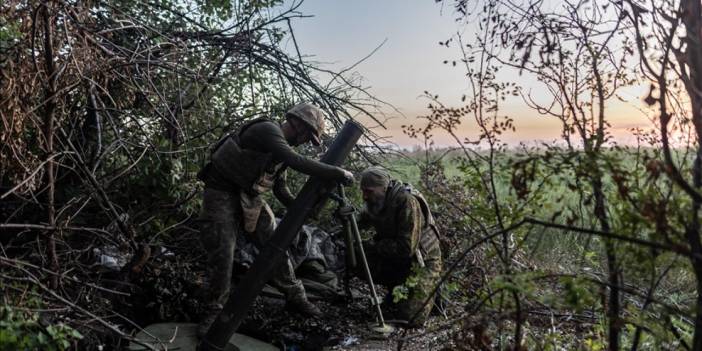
[279,0,653,147]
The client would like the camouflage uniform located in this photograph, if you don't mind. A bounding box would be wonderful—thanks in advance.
[197,118,347,332]
[358,180,443,326]
[198,188,305,308]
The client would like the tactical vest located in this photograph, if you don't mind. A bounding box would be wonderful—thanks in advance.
[403,184,437,229]
[209,118,284,194]
[403,184,441,259]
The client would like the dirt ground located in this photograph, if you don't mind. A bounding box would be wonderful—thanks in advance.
[82,228,466,350]
[235,278,458,351]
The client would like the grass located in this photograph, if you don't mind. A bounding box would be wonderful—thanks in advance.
[379,147,700,348]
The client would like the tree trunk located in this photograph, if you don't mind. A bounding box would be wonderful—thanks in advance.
[593,176,620,351]
[41,3,59,290]
[687,147,702,350]
[681,0,702,348]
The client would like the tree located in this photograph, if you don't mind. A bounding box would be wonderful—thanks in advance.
[0,0,382,346]
[408,0,702,349]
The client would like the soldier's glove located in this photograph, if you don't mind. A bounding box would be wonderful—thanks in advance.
[337,204,356,217]
[340,169,354,186]
[334,204,356,223]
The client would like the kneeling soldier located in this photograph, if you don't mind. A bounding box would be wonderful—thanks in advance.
[356,166,443,327]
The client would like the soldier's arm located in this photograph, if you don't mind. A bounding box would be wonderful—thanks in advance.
[375,194,422,258]
[254,122,346,181]
[273,169,295,207]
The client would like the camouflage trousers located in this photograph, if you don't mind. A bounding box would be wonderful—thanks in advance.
[198,187,306,311]
[364,247,443,326]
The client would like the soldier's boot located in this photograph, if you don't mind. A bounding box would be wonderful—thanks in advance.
[271,254,322,317]
[197,305,222,338]
[285,295,323,317]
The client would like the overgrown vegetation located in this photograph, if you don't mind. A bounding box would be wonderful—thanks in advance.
[0,0,382,348]
[2,0,702,350]
[391,0,702,349]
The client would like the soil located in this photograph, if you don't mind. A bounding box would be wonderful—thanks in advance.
[236,278,458,351]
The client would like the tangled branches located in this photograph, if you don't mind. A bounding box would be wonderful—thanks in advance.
[0,0,386,347]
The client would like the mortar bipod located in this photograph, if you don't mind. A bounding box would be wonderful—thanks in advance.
[330,190,356,300]
[331,185,395,334]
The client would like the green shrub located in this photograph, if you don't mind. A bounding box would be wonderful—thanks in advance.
[0,305,83,351]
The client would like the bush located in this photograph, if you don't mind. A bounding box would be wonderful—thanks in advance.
[0,305,82,351]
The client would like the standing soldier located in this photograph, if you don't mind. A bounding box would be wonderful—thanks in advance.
[356,166,443,327]
[196,103,354,337]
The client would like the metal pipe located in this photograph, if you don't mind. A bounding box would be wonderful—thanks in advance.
[199,120,364,351]
[347,204,387,327]
[339,186,357,269]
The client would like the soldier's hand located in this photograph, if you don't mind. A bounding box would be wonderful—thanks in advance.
[338,204,356,216]
[340,169,354,186]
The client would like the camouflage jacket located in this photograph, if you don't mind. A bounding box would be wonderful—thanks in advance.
[201,118,343,203]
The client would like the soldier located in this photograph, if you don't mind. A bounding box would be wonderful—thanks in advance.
[356,166,442,328]
[196,103,354,337]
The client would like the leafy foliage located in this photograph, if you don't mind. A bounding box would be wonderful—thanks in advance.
[401,0,702,349]
[0,0,381,348]
[0,305,83,351]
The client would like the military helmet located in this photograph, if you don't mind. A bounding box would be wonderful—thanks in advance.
[286,103,326,145]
